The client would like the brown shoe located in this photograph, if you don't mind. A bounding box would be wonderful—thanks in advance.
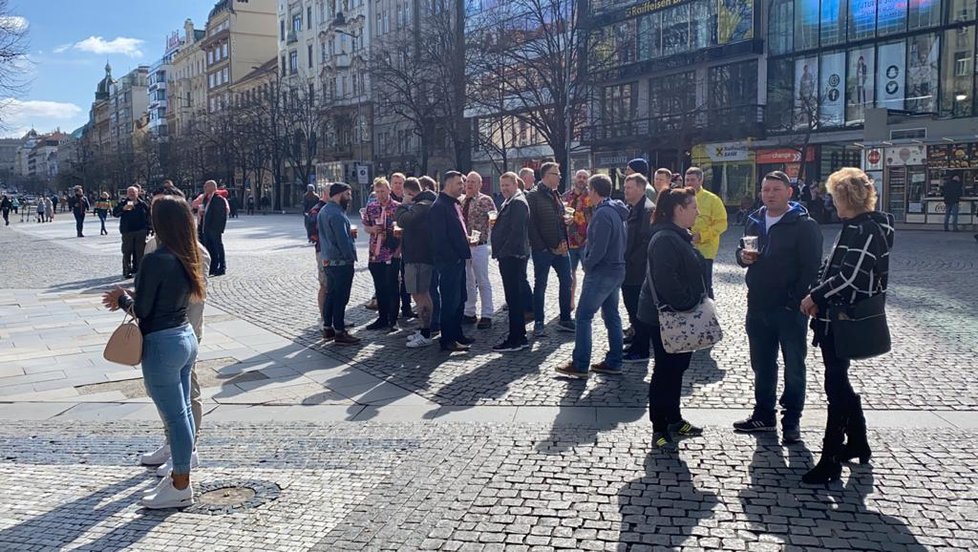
[322,327,336,341]
[555,362,589,379]
[365,297,378,310]
[333,331,361,345]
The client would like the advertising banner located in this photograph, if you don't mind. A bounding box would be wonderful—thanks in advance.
[717,0,753,44]
[877,41,906,110]
[819,51,846,127]
[846,46,875,124]
[907,33,939,113]
[795,57,819,128]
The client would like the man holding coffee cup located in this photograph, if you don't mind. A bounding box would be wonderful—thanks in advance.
[112,185,151,279]
[317,183,361,345]
[462,171,496,330]
[733,171,823,444]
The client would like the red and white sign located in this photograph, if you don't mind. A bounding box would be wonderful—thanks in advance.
[865,148,883,170]
[756,147,815,164]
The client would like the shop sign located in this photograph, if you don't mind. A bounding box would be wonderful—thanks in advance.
[864,148,883,171]
[594,151,642,168]
[884,145,925,166]
[702,141,750,163]
[625,0,688,18]
[756,147,814,164]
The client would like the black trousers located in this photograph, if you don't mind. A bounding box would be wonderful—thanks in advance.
[399,261,412,315]
[622,284,641,327]
[324,265,354,332]
[498,256,529,342]
[820,327,858,411]
[648,324,693,433]
[121,229,148,275]
[703,258,715,299]
[202,230,226,274]
[74,213,85,236]
[1,208,8,225]
[435,260,467,346]
[623,284,651,357]
[368,260,401,325]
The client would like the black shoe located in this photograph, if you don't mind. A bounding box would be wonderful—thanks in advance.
[441,341,470,352]
[801,456,843,485]
[493,338,528,352]
[401,310,417,319]
[733,417,776,433]
[782,425,802,444]
[837,442,872,464]
[477,318,492,329]
[651,431,677,451]
[365,319,388,331]
[462,315,477,325]
[457,335,475,346]
[668,420,704,438]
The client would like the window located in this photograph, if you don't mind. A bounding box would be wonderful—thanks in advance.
[908,0,941,29]
[662,4,690,56]
[222,43,228,58]
[600,83,636,125]
[309,83,315,101]
[649,71,695,117]
[820,0,847,46]
[769,0,793,54]
[940,25,974,116]
[293,13,302,33]
[222,67,229,84]
[281,55,287,77]
[948,0,977,22]
[848,0,876,40]
[795,0,819,51]
[307,6,313,30]
[289,50,298,74]
[308,44,314,67]
[207,50,213,65]
[878,0,908,35]
[709,60,759,109]
[280,19,285,41]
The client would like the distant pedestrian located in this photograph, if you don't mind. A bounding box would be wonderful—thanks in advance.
[733,171,823,444]
[302,184,319,243]
[429,171,473,352]
[518,167,536,191]
[462,171,495,329]
[10,195,18,214]
[800,168,894,485]
[564,169,593,311]
[639,187,707,450]
[397,177,438,348]
[162,179,185,198]
[36,199,45,222]
[621,174,656,364]
[362,177,402,332]
[260,194,270,213]
[101,195,205,509]
[943,174,963,232]
[318,183,361,345]
[69,186,90,237]
[246,194,256,215]
[685,167,728,299]
[526,161,575,337]
[490,172,531,352]
[0,194,10,226]
[200,180,229,276]
[113,186,151,279]
[94,192,112,235]
[556,174,628,379]
[51,194,59,214]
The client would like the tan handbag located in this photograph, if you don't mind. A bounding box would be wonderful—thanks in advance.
[103,312,143,366]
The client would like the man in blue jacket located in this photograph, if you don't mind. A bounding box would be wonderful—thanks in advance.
[557,174,629,378]
[429,171,473,352]
[733,171,822,443]
[318,183,361,345]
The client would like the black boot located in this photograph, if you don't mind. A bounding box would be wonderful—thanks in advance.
[838,395,872,464]
[802,405,845,485]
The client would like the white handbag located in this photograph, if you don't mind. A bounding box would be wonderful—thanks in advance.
[654,295,723,354]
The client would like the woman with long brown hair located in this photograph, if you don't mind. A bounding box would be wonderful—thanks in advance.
[103,195,205,509]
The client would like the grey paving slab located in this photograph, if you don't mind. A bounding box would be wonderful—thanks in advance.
[0,402,73,420]
[55,402,147,421]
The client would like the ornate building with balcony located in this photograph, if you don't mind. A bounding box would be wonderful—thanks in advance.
[581,0,764,205]
[203,0,277,113]
[168,19,207,137]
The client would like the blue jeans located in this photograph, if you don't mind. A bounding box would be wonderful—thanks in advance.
[746,306,808,427]
[572,272,625,371]
[142,324,198,473]
[568,248,583,273]
[944,202,959,230]
[531,249,572,326]
[435,260,467,345]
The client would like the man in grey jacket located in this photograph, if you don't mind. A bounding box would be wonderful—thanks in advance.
[556,174,629,378]
[491,172,532,352]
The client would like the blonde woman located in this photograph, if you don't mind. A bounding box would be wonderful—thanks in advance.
[799,168,894,484]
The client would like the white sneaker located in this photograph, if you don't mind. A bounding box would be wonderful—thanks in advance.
[156,450,200,477]
[407,336,435,348]
[140,444,170,466]
[406,331,422,344]
[143,474,171,496]
[141,476,193,509]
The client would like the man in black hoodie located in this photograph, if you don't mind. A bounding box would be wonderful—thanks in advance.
[429,171,473,352]
[397,177,438,348]
[490,172,531,352]
[733,171,823,443]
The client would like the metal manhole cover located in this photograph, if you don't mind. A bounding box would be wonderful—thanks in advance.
[199,486,256,506]
[186,479,280,515]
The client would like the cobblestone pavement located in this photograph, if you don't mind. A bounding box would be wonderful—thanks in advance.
[4,214,975,410]
[0,420,976,551]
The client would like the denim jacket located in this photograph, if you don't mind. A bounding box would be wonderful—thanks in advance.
[317,202,357,264]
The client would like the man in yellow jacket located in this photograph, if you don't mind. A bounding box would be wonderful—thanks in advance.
[685,167,728,298]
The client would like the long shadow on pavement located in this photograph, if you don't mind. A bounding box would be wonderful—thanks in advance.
[617,451,720,549]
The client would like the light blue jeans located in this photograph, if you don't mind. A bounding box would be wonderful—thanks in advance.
[572,271,625,371]
[142,324,198,474]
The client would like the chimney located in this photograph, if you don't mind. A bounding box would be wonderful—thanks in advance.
[185,19,195,43]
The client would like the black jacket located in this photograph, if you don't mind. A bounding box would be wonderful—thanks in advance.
[0,197,11,211]
[396,190,436,264]
[525,183,568,252]
[69,195,90,217]
[112,198,151,234]
[736,202,823,310]
[637,222,707,326]
[118,247,192,335]
[491,191,531,259]
[302,192,320,214]
[624,197,655,286]
[943,179,963,204]
[202,193,229,234]
[428,192,471,264]
[811,211,894,309]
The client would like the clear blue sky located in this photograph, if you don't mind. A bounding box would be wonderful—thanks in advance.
[1,0,215,138]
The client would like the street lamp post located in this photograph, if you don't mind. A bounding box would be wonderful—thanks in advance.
[331,12,366,190]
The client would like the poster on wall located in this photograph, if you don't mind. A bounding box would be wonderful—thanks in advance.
[885,145,925,166]
[795,57,819,128]
[849,0,877,37]
[819,52,846,127]
[877,41,906,110]
[906,33,939,113]
[846,47,875,124]
[717,0,754,43]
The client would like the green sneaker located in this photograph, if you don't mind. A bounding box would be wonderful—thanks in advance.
[651,431,677,451]
[669,420,704,438]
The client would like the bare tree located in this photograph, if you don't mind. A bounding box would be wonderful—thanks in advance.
[0,0,29,106]
[280,82,327,202]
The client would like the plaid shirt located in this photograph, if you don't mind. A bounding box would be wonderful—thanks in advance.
[563,187,593,249]
[462,192,495,246]
[363,199,401,263]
